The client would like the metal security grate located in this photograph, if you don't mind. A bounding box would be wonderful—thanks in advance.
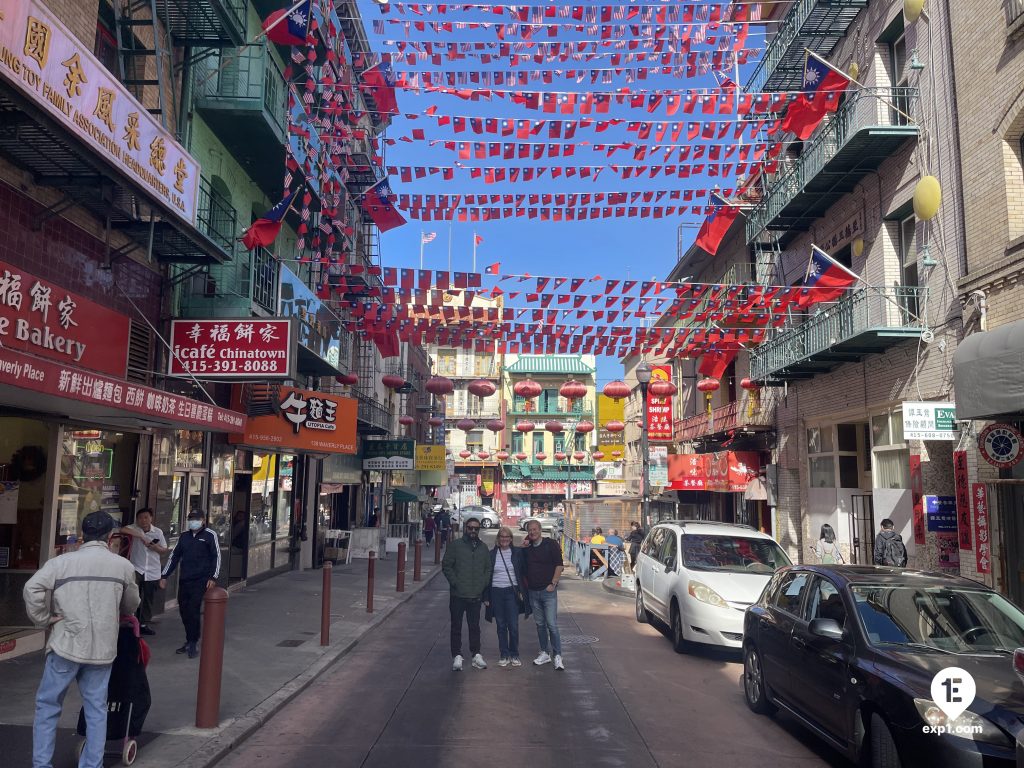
[126,320,153,384]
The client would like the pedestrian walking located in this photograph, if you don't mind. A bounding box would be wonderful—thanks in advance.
[436,507,452,543]
[522,520,565,670]
[873,518,908,567]
[423,512,435,544]
[120,507,168,636]
[485,526,530,667]
[626,521,645,571]
[441,515,491,671]
[811,524,844,564]
[159,509,220,659]
[24,511,140,768]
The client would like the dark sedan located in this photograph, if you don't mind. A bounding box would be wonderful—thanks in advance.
[742,565,1024,768]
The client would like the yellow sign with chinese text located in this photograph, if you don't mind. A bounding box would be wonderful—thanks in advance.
[416,444,447,471]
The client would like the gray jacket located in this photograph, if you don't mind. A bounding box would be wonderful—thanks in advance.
[24,541,140,664]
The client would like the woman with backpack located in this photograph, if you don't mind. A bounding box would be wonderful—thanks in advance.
[811,524,844,564]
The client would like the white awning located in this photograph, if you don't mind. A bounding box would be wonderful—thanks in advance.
[953,320,1024,420]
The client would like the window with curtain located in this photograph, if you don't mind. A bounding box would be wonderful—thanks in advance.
[512,432,524,453]
[532,433,545,455]
[807,426,835,488]
[872,409,909,489]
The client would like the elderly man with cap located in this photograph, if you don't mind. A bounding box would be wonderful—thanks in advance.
[24,511,140,768]
[159,509,220,658]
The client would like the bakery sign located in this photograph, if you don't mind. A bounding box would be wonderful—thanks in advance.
[0,260,129,377]
[169,319,295,379]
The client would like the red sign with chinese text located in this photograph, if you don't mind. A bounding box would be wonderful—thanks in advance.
[0,260,129,377]
[953,450,972,550]
[666,451,760,492]
[169,319,294,379]
[910,454,925,545]
[972,483,990,574]
[647,364,673,442]
[667,453,706,490]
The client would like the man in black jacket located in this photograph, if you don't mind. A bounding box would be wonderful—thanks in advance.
[159,509,220,658]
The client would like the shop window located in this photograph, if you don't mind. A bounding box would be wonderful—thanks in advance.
[872,409,910,489]
[0,420,51,572]
[276,455,295,542]
[250,453,276,546]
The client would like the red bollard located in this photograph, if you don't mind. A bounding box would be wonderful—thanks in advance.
[195,587,229,729]
[414,540,423,582]
[397,541,406,592]
[320,561,332,646]
[434,533,441,564]
[366,551,375,613]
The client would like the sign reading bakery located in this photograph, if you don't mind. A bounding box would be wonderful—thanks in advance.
[230,387,357,454]
[169,319,295,379]
[0,261,129,377]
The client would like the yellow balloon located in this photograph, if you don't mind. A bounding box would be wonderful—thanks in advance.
[852,237,865,258]
[905,0,925,23]
[913,176,942,221]
[848,62,860,81]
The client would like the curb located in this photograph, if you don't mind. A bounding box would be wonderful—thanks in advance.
[601,577,635,598]
[155,567,442,768]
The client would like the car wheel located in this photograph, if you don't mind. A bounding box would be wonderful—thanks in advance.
[481,518,493,529]
[870,713,902,768]
[743,644,776,715]
[635,583,651,624]
[670,602,690,653]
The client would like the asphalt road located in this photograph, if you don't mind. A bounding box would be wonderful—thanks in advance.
[216,535,850,768]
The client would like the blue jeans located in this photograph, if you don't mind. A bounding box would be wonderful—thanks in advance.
[33,652,112,768]
[491,587,520,658]
[529,588,561,656]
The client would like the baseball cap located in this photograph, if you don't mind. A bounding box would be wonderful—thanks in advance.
[187,509,205,520]
[81,512,115,538]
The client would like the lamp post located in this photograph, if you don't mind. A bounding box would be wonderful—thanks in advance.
[635,362,652,527]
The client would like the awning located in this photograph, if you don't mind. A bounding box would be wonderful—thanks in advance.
[953,320,1024,420]
[392,486,428,503]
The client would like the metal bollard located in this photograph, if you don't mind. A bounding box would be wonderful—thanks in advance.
[320,561,332,646]
[195,587,229,729]
[367,551,376,613]
[434,532,441,564]
[414,540,423,581]
[397,541,406,592]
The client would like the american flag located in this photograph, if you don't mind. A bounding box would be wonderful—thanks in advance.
[421,231,437,244]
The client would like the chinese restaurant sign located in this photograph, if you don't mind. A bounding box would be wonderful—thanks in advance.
[902,401,957,441]
[667,451,760,492]
[597,394,625,458]
[0,0,200,223]
[0,344,244,431]
[169,319,294,379]
[504,480,593,495]
[230,386,357,454]
[647,364,673,441]
[363,439,415,470]
[667,453,707,491]
[0,260,129,377]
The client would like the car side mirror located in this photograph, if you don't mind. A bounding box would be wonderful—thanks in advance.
[809,618,844,641]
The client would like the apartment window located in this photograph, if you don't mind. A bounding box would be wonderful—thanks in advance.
[899,214,919,321]
[554,435,565,453]
[532,433,545,455]
[467,430,484,453]
[512,432,524,454]
[437,349,457,376]
[872,409,909,489]
[473,354,492,377]
[807,426,835,488]
[881,15,912,126]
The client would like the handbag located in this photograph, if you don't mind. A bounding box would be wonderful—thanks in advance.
[498,548,525,610]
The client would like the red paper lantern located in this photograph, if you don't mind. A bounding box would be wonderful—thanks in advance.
[456,418,477,432]
[605,420,625,433]
[740,378,761,391]
[696,378,721,393]
[382,374,406,390]
[485,419,505,433]
[611,450,622,458]
[554,451,567,461]
[496,450,510,461]
[592,451,605,460]
[477,451,490,460]
[535,452,548,461]
[575,420,595,434]
[573,451,586,461]
[515,421,535,433]
[513,378,542,400]
[559,379,587,403]
[425,376,455,398]
[458,450,472,459]
[428,416,444,428]
[602,380,630,401]
[398,415,414,426]
[649,379,678,397]
[545,420,563,433]
[336,372,358,386]
[514,452,528,461]
[467,379,497,398]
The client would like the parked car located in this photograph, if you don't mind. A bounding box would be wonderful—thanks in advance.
[634,520,790,651]
[519,513,564,534]
[742,565,1024,767]
[453,505,501,529]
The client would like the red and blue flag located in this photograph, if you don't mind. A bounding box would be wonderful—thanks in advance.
[241,189,297,250]
[262,0,313,47]
[796,245,860,308]
[694,192,740,256]
[780,51,851,140]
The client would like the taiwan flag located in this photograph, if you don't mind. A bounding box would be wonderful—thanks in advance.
[362,179,407,233]
[261,0,312,46]
[241,189,298,250]
[780,51,851,140]
[797,245,860,308]
[361,59,398,116]
[694,192,740,256]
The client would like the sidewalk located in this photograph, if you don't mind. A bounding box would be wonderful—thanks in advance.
[0,552,442,768]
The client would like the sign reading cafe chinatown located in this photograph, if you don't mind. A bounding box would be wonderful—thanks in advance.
[0,0,200,223]
[169,319,295,379]
[0,260,130,377]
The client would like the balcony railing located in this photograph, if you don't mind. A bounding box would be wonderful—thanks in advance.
[251,247,278,315]
[508,406,593,418]
[193,44,286,135]
[750,287,927,381]
[673,397,776,442]
[746,87,920,242]
[196,175,237,253]
[155,0,247,47]
[353,387,391,434]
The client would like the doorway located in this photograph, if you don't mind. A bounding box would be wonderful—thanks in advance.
[850,494,875,564]
[154,471,206,602]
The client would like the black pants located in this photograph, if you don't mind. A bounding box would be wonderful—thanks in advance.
[135,573,158,626]
[449,594,482,657]
[178,578,206,643]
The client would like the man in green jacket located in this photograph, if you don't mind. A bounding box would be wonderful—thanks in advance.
[442,515,491,671]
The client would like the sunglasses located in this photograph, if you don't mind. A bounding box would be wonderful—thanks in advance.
[466,526,481,532]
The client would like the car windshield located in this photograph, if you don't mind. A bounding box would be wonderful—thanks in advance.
[851,584,1024,653]
[680,534,791,573]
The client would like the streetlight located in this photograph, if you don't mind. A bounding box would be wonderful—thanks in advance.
[635,361,652,527]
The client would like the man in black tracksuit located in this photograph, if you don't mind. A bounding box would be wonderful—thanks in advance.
[159,509,220,658]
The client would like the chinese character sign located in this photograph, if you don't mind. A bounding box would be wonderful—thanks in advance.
[230,386,357,454]
[646,364,673,442]
[0,0,200,223]
[667,453,707,491]
[924,495,958,532]
[953,450,972,550]
[362,439,416,470]
[902,402,958,441]
[972,483,990,575]
[169,319,294,379]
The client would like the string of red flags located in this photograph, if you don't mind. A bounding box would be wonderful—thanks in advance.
[376,3,764,23]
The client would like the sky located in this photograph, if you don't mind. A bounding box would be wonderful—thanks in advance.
[353,0,771,385]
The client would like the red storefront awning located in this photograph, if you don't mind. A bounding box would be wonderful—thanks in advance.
[668,451,760,493]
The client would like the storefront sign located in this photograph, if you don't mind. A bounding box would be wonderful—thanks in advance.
[594,460,624,482]
[279,268,343,371]
[953,450,972,550]
[0,0,200,223]
[415,444,446,471]
[910,454,925,545]
[169,319,294,379]
[597,394,625,457]
[0,343,244,431]
[0,260,130,377]
[667,453,707,491]
[321,453,362,484]
[972,483,990,574]
[978,423,1023,469]
[937,532,960,570]
[902,401,957,441]
[480,467,495,496]
[504,480,592,495]
[924,495,957,532]
[362,439,415,470]
[705,451,760,492]
[596,481,625,496]
[647,364,674,442]
[649,446,668,487]
[230,386,356,453]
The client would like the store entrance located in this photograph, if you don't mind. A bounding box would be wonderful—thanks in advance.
[155,471,206,603]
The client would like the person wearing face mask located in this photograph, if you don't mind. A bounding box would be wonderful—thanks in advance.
[159,510,220,658]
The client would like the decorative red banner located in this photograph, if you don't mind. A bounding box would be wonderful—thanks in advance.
[972,483,991,574]
[953,450,972,551]
[910,454,925,546]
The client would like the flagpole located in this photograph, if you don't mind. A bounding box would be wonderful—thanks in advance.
[420,231,425,270]
[804,49,918,127]
[447,221,453,273]
[472,231,477,273]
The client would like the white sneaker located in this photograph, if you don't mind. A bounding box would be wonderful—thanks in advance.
[533,651,552,666]
[472,653,487,669]
[510,657,522,667]
[553,654,565,670]
[498,657,510,667]
[452,654,463,671]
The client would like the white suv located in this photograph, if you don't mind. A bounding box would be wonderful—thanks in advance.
[634,521,791,652]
